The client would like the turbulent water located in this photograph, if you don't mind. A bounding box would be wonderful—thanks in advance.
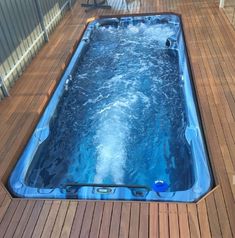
[26,21,194,191]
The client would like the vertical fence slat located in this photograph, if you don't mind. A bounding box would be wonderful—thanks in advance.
[34,0,49,42]
[28,0,46,53]
[0,76,9,97]
[0,2,23,73]
[0,0,75,99]
[7,0,25,60]
[16,0,34,56]
[0,4,20,87]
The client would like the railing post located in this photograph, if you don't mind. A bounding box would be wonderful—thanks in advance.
[0,76,10,97]
[219,0,224,8]
[34,0,49,42]
[68,0,72,10]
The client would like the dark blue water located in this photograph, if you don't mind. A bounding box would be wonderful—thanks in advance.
[26,22,194,191]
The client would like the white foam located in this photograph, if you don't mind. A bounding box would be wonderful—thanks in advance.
[94,109,129,184]
[94,92,140,183]
[127,25,140,34]
[93,89,151,184]
[83,94,110,106]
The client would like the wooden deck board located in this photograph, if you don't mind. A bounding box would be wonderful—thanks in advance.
[0,0,235,237]
[119,202,131,238]
[187,204,201,238]
[60,201,78,238]
[109,202,122,238]
[168,204,179,238]
[98,202,112,238]
[0,200,19,238]
[0,195,11,225]
[70,201,86,238]
[51,201,70,238]
[129,203,140,238]
[159,203,169,238]
[197,200,211,238]
[214,188,233,238]
[178,204,190,238]
[79,201,95,238]
[206,193,223,238]
[149,203,159,238]
[21,200,44,238]
[31,201,53,238]
[89,202,104,238]
[139,203,149,238]
[3,200,27,238]
[13,200,36,238]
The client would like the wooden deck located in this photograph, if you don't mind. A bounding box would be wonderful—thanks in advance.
[0,0,235,237]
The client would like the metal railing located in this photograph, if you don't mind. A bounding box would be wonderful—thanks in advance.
[0,76,9,97]
[0,0,76,99]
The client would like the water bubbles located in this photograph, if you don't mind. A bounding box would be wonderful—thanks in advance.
[27,18,192,191]
[127,24,140,34]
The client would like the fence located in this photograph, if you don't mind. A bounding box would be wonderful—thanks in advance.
[0,0,76,100]
[220,0,235,28]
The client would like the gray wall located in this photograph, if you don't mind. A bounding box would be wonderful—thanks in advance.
[0,0,76,100]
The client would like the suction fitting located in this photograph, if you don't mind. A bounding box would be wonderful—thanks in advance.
[152,180,169,192]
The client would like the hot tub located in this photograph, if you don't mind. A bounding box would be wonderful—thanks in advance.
[8,14,212,202]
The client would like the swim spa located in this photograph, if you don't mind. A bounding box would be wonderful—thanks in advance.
[8,14,212,202]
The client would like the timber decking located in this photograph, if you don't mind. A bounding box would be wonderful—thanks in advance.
[0,0,235,237]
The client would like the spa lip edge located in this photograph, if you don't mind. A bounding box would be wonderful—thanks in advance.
[7,13,213,202]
